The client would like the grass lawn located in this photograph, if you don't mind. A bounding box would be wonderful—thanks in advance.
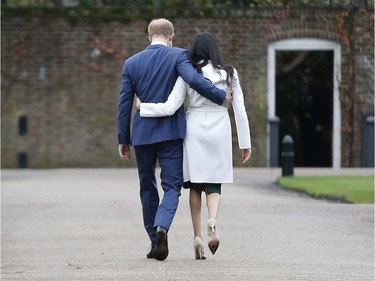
[277,176,374,203]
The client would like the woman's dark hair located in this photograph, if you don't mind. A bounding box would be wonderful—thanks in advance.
[188,32,234,87]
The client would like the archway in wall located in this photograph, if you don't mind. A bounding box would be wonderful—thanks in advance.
[276,51,333,167]
[267,38,341,168]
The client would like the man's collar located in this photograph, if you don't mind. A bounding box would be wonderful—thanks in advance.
[151,40,168,47]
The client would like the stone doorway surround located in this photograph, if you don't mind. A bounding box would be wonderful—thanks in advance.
[267,38,342,168]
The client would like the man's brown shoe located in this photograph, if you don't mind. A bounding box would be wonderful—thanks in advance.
[146,246,156,259]
[153,226,169,261]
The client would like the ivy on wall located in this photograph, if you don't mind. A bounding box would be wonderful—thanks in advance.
[2,0,372,8]
[337,8,374,165]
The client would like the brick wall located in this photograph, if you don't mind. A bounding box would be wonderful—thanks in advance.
[1,7,374,168]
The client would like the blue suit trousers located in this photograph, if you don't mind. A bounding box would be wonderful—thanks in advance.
[134,139,183,247]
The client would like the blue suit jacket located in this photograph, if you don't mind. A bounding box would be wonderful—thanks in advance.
[118,44,226,146]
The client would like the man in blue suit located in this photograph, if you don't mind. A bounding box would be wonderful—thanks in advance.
[118,18,231,261]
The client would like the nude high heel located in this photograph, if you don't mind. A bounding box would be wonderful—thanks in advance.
[193,236,206,260]
[207,218,220,255]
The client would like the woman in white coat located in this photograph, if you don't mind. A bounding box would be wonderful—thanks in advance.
[139,33,251,259]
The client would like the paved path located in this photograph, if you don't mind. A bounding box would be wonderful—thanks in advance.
[1,168,374,281]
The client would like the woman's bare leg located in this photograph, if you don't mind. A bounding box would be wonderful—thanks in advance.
[189,189,202,238]
[206,192,221,254]
[206,192,221,220]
